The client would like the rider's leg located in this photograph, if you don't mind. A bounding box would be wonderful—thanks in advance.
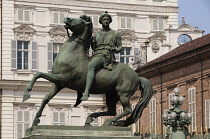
[81,57,103,101]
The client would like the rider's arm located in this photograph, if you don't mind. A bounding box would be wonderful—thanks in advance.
[91,36,96,51]
[114,31,122,53]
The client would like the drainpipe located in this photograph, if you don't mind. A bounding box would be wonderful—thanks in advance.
[194,51,204,135]
[0,0,2,79]
[155,65,163,135]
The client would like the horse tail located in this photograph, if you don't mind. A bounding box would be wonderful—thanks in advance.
[123,77,153,126]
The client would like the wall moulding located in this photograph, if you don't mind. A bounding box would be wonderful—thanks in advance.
[15,0,178,13]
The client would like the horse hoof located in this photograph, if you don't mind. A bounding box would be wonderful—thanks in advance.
[81,96,88,101]
[84,123,92,127]
[85,117,93,124]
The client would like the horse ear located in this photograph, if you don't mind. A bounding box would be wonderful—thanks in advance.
[80,15,91,22]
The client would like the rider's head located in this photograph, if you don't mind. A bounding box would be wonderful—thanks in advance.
[99,11,112,24]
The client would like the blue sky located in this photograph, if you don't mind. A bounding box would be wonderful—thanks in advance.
[178,0,210,35]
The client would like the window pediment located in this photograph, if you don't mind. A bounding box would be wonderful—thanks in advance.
[177,24,194,31]
[49,26,67,36]
[148,32,166,42]
[121,31,137,40]
[13,24,36,33]
[13,25,35,41]
[49,26,68,43]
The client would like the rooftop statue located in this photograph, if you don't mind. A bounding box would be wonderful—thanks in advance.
[22,12,153,127]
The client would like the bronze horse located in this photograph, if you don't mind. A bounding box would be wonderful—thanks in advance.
[22,15,153,127]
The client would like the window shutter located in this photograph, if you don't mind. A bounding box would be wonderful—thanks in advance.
[93,16,98,27]
[53,112,59,123]
[127,18,132,29]
[17,123,23,138]
[60,13,64,24]
[153,19,158,30]
[18,10,23,21]
[134,48,139,62]
[114,53,120,61]
[24,11,30,21]
[60,112,65,123]
[48,42,53,71]
[31,41,38,71]
[11,40,17,70]
[17,111,23,121]
[159,19,164,30]
[206,100,210,127]
[53,13,58,23]
[134,48,139,55]
[24,111,29,122]
[121,18,126,28]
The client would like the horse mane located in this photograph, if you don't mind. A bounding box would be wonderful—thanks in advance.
[79,15,93,57]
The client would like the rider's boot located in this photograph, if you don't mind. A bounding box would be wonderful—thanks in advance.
[81,90,89,101]
[81,74,92,101]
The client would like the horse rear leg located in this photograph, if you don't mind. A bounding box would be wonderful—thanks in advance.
[32,84,62,126]
[103,92,132,126]
[85,92,118,126]
[23,72,62,102]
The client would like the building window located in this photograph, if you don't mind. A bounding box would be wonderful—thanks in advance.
[11,40,37,71]
[16,110,30,139]
[177,34,192,45]
[52,12,67,24]
[150,98,156,134]
[90,15,99,27]
[120,17,132,29]
[206,100,210,128]
[169,93,175,109]
[52,111,66,125]
[53,43,62,61]
[188,87,196,131]
[16,9,31,22]
[152,18,164,31]
[47,42,63,71]
[120,47,131,64]
[17,41,29,69]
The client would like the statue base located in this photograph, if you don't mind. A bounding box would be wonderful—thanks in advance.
[23,125,139,139]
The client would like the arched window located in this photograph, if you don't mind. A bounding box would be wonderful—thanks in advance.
[177,34,192,45]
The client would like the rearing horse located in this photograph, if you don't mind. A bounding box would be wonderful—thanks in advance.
[22,15,153,127]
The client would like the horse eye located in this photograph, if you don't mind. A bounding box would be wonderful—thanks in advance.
[67,17,71,21]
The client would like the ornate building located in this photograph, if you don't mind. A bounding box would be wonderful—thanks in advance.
[0,0,204,138]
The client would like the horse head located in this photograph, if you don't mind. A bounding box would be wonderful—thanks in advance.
[64,15,92,37]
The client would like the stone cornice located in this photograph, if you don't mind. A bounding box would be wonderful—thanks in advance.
[15,0,178,13]
[0,80,75,93]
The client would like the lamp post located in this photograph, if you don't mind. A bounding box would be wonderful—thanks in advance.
[162,88,192,139]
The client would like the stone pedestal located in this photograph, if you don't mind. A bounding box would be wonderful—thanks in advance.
[23,125,139,139]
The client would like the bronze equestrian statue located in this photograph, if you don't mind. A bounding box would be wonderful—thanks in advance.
[22,13,153,127]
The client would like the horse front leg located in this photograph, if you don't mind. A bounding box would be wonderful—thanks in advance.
[22,72,62,102]
[32,84,62,126]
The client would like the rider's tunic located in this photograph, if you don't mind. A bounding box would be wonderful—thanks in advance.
[92,30,120,69]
